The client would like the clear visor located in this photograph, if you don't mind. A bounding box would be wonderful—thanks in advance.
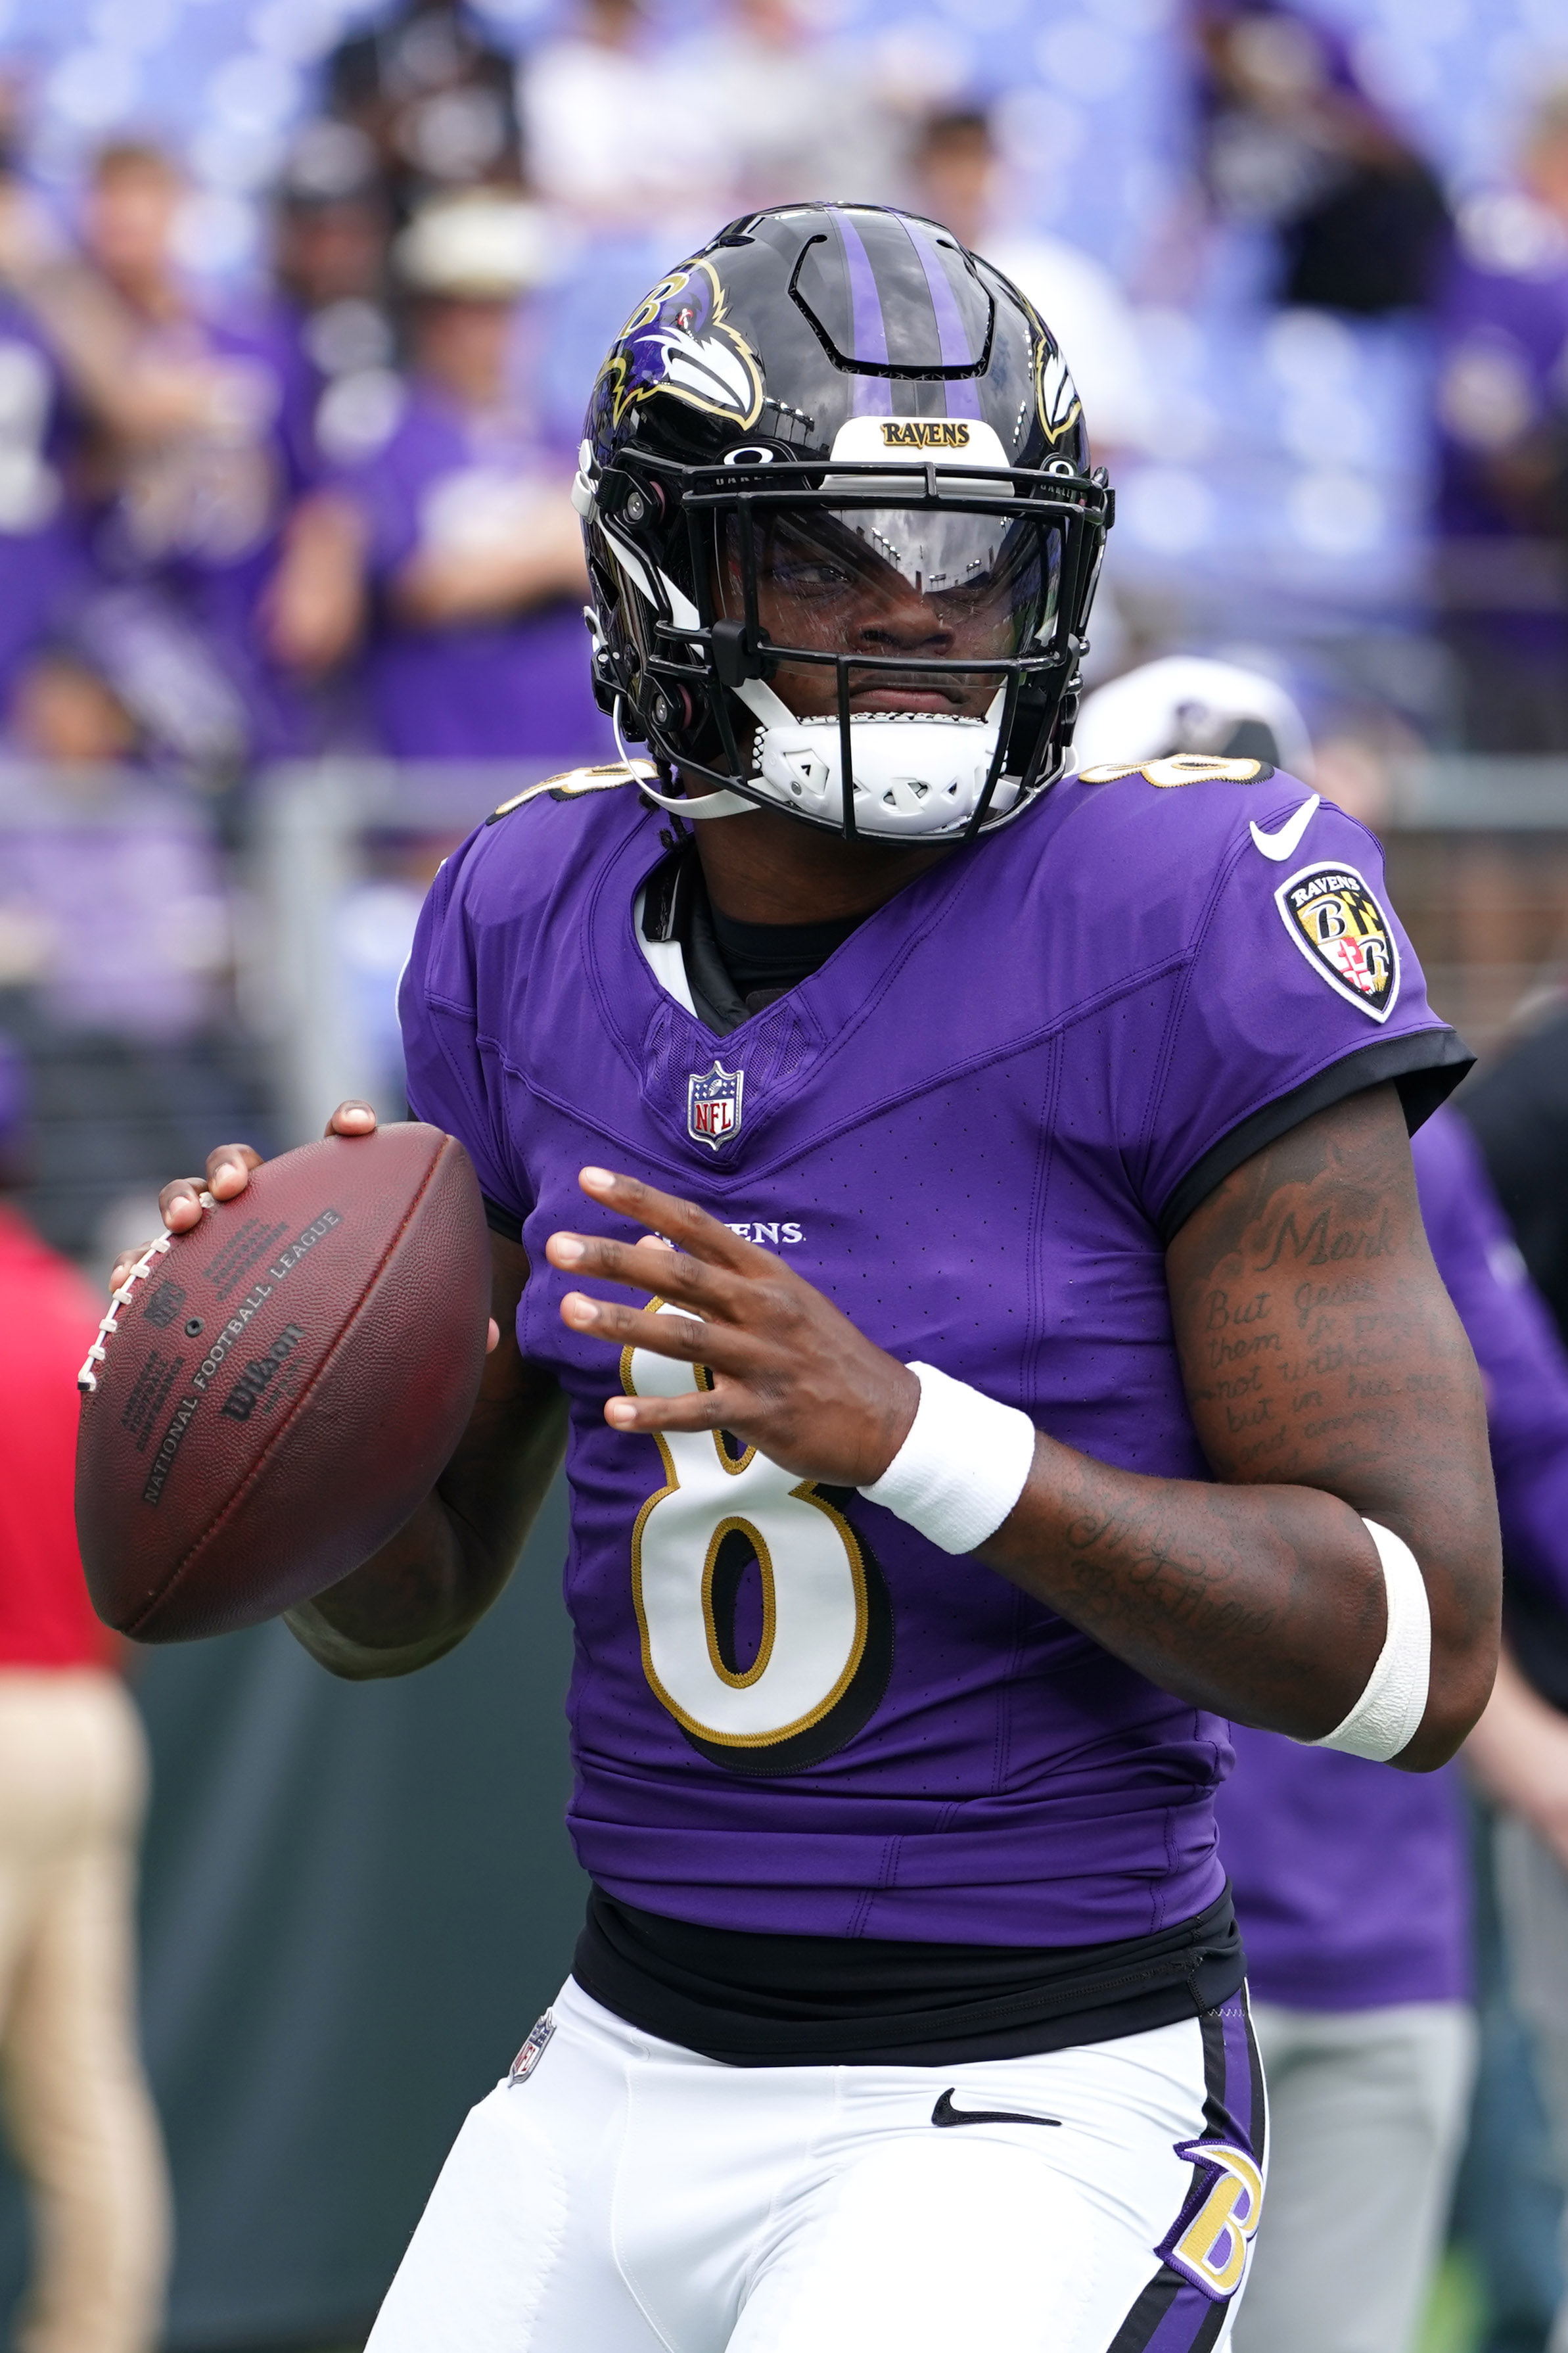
[717,505,1062,720]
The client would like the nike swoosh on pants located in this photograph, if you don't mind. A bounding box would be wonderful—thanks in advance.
[931,2088,1061,2129]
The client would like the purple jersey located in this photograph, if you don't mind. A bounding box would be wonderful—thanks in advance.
[1218,1104,1568,2009]
[91,304,309,764]
[250,298,332,500]
[0,296,87,709]
[1216,1739,1468,2012]
[400,762,1464,1945]
[1435,204,1568,544]
[335,387,612,764]
[1419,1106,1568,1615]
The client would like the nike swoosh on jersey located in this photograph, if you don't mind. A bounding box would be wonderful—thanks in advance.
[931,2088,1061,2129]
[1249,793,1322,862]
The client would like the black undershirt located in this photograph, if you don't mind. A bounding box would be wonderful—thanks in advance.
[683,863,864,1033]
[574,1884,1245,2068]
[708,898,866,1017]
[482,837,1469,2061]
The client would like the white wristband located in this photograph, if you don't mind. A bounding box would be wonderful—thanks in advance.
[858,1363,1037,1556]
[1304,1518,1431,1763]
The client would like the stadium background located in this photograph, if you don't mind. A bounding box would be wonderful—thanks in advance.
[1,0,1567,2344]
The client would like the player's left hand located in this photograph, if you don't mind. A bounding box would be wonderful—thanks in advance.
[547,1167,918,1486]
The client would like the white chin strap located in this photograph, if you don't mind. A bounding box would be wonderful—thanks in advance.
[637,778,760,819]
[736,679,1019,838]
[624,682,1021,833]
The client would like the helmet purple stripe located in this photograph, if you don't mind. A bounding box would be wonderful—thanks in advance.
[827,207,892,414]
[899,216,983,419]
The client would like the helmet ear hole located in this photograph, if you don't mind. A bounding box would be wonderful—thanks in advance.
[609,475,667,528]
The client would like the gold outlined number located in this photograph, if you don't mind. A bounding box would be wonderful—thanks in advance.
[621,1303,887,1767]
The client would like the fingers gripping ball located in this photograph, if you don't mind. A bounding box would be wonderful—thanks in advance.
[74,1124,492,1641]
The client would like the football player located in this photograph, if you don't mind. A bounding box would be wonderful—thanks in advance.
[1077,655,1568,2353]
[131,206,1500,2352]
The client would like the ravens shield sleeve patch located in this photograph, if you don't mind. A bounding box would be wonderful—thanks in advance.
[1274,861,1399,1021]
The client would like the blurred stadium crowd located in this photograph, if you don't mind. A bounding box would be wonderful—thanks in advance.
[0,0,1563,1254]
[2,0,1568,2348]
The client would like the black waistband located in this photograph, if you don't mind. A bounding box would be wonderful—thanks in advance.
[572,1884,1245,2067]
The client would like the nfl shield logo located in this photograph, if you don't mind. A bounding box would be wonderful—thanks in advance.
[509,2010,555,2085]
[688,1060,744,1150]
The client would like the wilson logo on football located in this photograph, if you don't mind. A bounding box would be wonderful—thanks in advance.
[1275,861,1399,1022]
[219,1324,307,1423]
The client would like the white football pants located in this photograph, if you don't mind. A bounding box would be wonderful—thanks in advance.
[367,1974,1266,2353]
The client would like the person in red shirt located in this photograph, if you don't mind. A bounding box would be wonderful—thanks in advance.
[0,1036,169,2353]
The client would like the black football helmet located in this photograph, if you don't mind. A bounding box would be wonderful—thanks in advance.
[572,202,1113,842]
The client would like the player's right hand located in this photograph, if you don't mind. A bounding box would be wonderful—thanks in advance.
[107,1102,378,1293]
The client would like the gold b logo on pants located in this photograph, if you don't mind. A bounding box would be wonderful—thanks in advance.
[1161,2140,1265,2300]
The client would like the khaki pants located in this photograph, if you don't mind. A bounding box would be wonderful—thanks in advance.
[1496,1816,1568,2353]
[1232,1997,1477,2353]
[0,1671,170,2353]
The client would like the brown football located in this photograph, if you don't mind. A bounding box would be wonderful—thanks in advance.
[75,1123,492,1642]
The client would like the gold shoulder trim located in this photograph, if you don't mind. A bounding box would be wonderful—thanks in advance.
[487,760,657,824]
[1078,755,1274,789]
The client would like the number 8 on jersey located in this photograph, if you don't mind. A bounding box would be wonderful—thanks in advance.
[622,1303,892,1775]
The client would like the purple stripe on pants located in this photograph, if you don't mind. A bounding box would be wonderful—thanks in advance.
[1217,1990,1258,2149]
[1111,1994,1264,2351]
[1140,2279,1226,2353]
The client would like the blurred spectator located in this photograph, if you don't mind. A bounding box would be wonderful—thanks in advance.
[268,120,396,492]
[7,645,138,768]
[325,0,522,220]
[0,1035,170,2353]
[1222,1099,1568,2353]
[0,751,231,1038]
[911,108,1155,466]
[520,0,731,243]
[0,158,214,482]
[1467,1650,1568,2353]
[4,593,250,787]
[1195,2,1450,315]
[665,0,899,220]
[1465,998,1568,1456]
[269,189,607,764]
[1079,657,1568,2353]
[1459,1019,1568,2353]
[0,142,315,772]
[0,281,86,725]
[1433,88,1568,753]
[72,142,311,768]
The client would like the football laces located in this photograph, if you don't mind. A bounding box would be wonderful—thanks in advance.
[78,1232,175,1394]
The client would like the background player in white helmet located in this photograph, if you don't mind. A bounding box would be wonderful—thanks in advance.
[1080,653,1568,2353]
[1072,654,1317,783]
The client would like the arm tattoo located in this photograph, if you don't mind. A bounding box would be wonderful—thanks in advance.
[979,1084,1499,1759]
